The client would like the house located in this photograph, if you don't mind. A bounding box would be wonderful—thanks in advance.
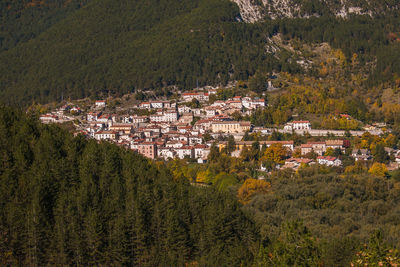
[211,121,251,134]
[97,114,112,124]
[158,147,175,160]
[300,144,313,155]
[301,142,326,155]
[250,99,266,109]
[212,100,226,107]
[179,112,193,124]
[218,140,294,152]
[282,158,315,169]
[253,127,272,135]
[109,123,134,134]
[177,125,192,134]
[351,149,371,161]
[260,141,294,151]
[181,92,209,102]
[317,156,342,167]
[293,121,311,130]
[95,100,106,108]
[178,105,191,114]
[87,111,102,122]
[285,121,311,131]
[188,135,203,145]
[175,146,194,159]
[194,119,212,133]
[94,131,118,141]
[150,112,165,123]
[325,139,350,151]
[164,110,178,122]
[226,100,242,109]
[396,151,400,163]
[208,88,217,95]
[139,102,151,109]
[166,140,185,148]
[40,114,59,124]
[150,101,164,109]
[70,106,81,114]
[132,116,148,123]
[205,106,218,117]
[138,142,157,159]
[194,144,208,159]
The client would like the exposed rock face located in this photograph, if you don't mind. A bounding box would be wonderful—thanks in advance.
[230,0,263,22]
[231,0,400,23]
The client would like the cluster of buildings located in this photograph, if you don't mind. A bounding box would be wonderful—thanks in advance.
[73,93,267,161]
[39,104,80,124]
[39,91,399,171]
[218,140,345,168]
[300,139,350,156]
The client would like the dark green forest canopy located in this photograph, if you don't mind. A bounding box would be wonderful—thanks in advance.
[1,0,400,105]
[1,107,400,265]
[0,0,91,52]
[0,106,257,265]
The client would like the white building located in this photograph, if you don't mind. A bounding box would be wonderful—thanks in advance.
[285,121,311,131]
[194,144,209,159]
[87,112,102,122]
[175,146,194,159]
[158,147,175,160]
[94,131,118,141]
[317,156,342,167]
[181,92,209,102]
[139,102,151,109]
[95,100,106,108]
[40,114,59,124]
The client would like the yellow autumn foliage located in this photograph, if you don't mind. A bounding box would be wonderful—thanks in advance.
[238,178,271,204]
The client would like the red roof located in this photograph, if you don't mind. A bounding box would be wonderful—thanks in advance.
[287,158,313,164]
[293,121,310,124]
[182,93,199,96]
[317,156,337,161]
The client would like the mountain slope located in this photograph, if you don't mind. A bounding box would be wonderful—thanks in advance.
[0,0,91,51]
[0,0,277,105]
[233,0,400,22]
[0,0,399,106]
[0,106,257,265]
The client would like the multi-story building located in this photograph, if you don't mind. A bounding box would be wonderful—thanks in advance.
[95,100,106,108]
[211,121,251,134]
[109,123,134,134]
[138,142,157,159]
[285,121,311,131]
[94,131,118,141]
[317,156,342,166]
[301,141,326,155]
[181,92,209,102]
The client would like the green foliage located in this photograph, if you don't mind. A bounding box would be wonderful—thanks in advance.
[0,0,91,52]
[0,106,257,265]
[263,221,322,266]
[351,231,400,266]
[0,0,278,105]
[246,168,400,251]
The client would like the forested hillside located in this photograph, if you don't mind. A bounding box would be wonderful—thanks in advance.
[0,107,256,265]
[234,0,400,21]
[1,0,400,106]
[1,107,400,265]
[0,0,91,51]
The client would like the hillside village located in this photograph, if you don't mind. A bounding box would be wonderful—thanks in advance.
[39,87,400,172]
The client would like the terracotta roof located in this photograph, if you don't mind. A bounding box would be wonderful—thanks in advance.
[293,121,310,123]
[317,156,337,161]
